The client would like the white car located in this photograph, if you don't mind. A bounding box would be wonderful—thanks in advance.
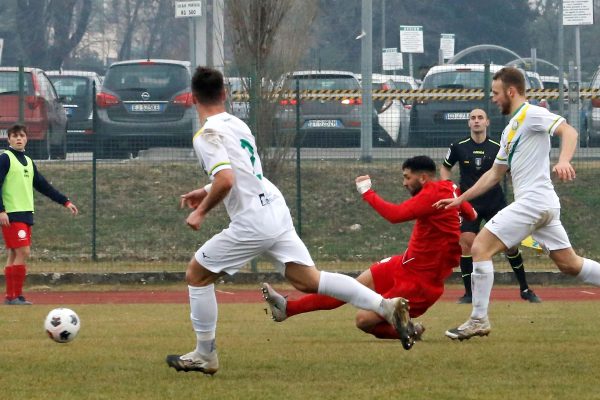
[357,73,418,147]
[225,77,250,121]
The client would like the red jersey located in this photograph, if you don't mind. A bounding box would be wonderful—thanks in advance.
[362,180,476,280]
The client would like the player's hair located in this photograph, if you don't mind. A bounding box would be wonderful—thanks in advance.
[402,155,436,175]
[7,124,28,137]
[493,67,525,96]
[191,66,225,105]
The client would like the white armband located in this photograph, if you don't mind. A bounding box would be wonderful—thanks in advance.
[356,178,372,195]
[203,183,212,194]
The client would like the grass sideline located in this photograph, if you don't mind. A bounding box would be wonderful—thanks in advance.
[2,301,599,399]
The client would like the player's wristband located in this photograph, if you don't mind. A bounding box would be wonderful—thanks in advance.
[356,178,372,195]
[203,183,212,194]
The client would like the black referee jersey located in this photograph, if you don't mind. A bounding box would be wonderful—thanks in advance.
[442,136,506,210]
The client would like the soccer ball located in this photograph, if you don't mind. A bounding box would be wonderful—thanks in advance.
[44,308,81,343]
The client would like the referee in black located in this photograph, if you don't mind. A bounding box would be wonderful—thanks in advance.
[440,108,541,304]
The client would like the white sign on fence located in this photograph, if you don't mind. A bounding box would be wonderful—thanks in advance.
[563,0,594,25]
[399,26,424,54]
[382,48,403,70]
[175,1,202,18]
[440,33,455,60]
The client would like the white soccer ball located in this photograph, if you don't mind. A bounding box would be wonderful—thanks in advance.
[44,308,81,343]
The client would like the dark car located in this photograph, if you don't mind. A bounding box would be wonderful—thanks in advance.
[275,70,388,147]
[95,59,195,158]
[47,70,103,152]
[408,64,532,147]
[0,67,67,159]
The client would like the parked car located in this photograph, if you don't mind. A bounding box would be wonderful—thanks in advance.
[95,59,195,158]
[47,70,103,152]
[408,64,531,147]
[539,75,569,115]
[274,70,388,147]
[357,74,417,147]
[0,67,67,159]
[583,66,600,147]
[524,71,549,110]
[225,77,250,121]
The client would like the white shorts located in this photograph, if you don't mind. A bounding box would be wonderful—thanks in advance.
[485,201,571,252]
[195,226,315,275]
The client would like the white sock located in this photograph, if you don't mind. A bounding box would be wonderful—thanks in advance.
[470,260,494,320]
[577,258,600,285]
[188,284,217,355]
[317,271,383,313]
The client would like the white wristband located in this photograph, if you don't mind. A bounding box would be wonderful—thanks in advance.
[356,178,372,195]
[203,183,212,194]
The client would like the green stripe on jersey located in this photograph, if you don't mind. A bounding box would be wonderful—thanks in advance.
[209,162,231,176]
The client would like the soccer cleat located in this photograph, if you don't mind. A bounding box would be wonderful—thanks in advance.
[520,289,542,303]
[382,297,416,350]
[445,317,491,341]
[4,296,32,305]
[166,350,219,375]
[456,294,472,304]
[261,282,288,322]
[413,322,425,341]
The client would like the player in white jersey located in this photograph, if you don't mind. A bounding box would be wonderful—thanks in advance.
[165,67,416,375]
[434,67,600,341]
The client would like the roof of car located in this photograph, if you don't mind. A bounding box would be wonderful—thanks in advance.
[425,64,505,76]
[288,70,357,78]
[108,59,191,68]
[0,66,42,73]
[46,70,101,77]
[539,75,568,84]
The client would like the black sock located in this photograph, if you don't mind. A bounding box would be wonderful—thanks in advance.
[507,250,528,291]
[460,255,473,296]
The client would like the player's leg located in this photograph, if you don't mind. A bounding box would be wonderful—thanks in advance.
[3,223,31,305]
[11,245,31,304]
[446,228,505,340]
[266,232,416,349]
[263,268,375,321]
[3,249,15,303]
[458,231,476,303]
[505,246,541,302]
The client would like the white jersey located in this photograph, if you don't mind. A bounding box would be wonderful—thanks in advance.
[193,112,294,236]
[494,103,565,208]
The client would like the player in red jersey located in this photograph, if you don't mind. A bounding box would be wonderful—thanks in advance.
[263,155,476,341]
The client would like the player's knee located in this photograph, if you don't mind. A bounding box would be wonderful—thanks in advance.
[354,313,373,332]
[185,259,217,286]
[550,248,582,276]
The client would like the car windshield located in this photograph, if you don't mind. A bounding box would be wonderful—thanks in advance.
[422,71,486,89]
[104,63,189,92]
[49,76,89,98]
[0,71,33,94]
[284,74,360,90]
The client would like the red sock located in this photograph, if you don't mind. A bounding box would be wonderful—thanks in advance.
[4,265,15,300]
[287,294,346,317]
[13,264,26,298]
[369,322,399,339]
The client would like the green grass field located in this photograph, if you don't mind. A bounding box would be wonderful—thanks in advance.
[2,299,599,399]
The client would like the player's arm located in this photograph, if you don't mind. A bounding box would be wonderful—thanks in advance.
[439,164,453,181]
[0,154,9,226]
[434,163,508,209]
[186,169,234,230]
[552,121,577,181]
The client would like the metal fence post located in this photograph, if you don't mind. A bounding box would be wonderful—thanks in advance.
[295,78,302,237]
[484,63,491,118]
[18,62,24,124]
[91,81,98,261]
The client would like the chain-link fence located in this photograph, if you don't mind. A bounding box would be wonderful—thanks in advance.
[1,52,599,276]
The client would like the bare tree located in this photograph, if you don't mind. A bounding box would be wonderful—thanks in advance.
[226,0,319,180]
[15,0,92,69]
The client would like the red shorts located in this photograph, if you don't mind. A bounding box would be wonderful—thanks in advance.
[2,222,32,249]
[370,254,450,318]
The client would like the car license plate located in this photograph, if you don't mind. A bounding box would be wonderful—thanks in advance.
[0,129,6,139]
[304,119,341,128]
[129,103,162,112]
[444,112,469,120]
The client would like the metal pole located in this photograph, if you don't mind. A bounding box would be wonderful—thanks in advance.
[409,53,414,78]
[531,48,537,74]
[295,79,302,237]
[18,62,24,124]
[575,26,582,84]
[91,81,98,261]
[484,63,491,118]
[381,0,385,73]
[558,2,565,116]
[360,0,373,162]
